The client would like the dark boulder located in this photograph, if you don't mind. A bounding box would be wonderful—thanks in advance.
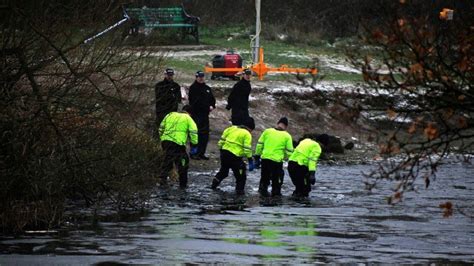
[344,142,355,150]
[300,133,345,154]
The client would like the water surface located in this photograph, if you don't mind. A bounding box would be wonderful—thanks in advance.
[1,163,473,264]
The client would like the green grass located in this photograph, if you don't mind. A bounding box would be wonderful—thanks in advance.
[323,72,363,82]
[201,36,318,70]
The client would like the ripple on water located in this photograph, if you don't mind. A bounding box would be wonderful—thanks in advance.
[1,163,473,264]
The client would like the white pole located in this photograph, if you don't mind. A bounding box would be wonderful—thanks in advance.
[253,0,261,63]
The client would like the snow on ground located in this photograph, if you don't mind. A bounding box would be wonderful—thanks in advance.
[365,112,413,123]
[318,55,390,75]
[275,52,362,74]
[266,81,353,94]
[318,55,361,74]
[127,49,250,59]
[166,49,250,58]
[277,51,312,60]
[214,99,227,108]
[250,92,274,101]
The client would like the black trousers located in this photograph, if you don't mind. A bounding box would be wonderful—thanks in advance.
[160,141,189,188]
[192,113,210,156]
[214,149,247,192]
[259,159,284,196]
[288,161,311,197]
[231,108,249,126]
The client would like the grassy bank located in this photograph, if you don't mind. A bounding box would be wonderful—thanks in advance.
[152,25,363,83]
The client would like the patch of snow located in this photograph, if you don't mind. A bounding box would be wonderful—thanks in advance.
[366,113,413,123]
[270,84,314,94]
[328,64,361,74]
[215,99,227,108]
[268,81,353,94]
[127,49,251,59]
[318,55,361,74]
[277,51,311,60]
[278,34,288,41]
[167,49,250,58]
[317,55,390,75]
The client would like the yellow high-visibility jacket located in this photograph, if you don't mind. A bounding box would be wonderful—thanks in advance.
[288,138,321,172]
[159,112,198,146]
[218,125,252,158]
[255,128,293,162]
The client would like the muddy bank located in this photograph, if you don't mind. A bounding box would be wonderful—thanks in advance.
[184,80,378,172]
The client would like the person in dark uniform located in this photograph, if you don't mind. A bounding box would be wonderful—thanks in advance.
[226,69,252,125]
[155,68,182,136]
[188,71,216,160]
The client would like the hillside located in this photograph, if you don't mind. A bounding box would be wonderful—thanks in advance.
[138,41,379,170]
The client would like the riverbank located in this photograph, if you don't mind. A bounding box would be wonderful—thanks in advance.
[175,80,380,172]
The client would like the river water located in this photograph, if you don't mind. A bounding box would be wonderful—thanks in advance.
[1,162,473,264]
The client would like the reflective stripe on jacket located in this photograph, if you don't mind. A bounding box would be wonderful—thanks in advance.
[159,112,198,146]
[288,138,321,171]
[218,125,252,158]
[255,128,293,163]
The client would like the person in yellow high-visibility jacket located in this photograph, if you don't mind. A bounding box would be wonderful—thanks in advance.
[159,105,198,188]
[288,134,329,197]
[211,117,255,195]
[254,117,293,196]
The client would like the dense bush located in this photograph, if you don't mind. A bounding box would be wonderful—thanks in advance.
[0,0,163,233]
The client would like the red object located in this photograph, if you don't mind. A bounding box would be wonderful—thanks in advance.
[223,53,242,77]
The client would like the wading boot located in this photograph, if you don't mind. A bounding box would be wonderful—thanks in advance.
[258,184,269,197]
[211,178,221,189]
[271,190,282,197]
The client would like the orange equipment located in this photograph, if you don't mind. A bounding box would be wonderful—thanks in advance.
[204,47,317,80]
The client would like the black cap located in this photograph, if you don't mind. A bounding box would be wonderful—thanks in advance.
[195,71,205,77]
[165,68,174,75]
[277,117,288,126]
[243,69,252,75]
[243,117,255,130]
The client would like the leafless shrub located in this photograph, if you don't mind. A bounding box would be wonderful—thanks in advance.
[325,1,473,205]
[0,1,165,233]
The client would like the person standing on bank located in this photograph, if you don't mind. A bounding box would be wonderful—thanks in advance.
[188,71,216,160]
[159,105,198,188]
[226,69,252,126]
[288,134,329,197]
[254,117,294,197]
[155,68,182,136]
[211,117,256,195]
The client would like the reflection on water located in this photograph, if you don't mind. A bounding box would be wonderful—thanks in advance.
[0,163,473,264]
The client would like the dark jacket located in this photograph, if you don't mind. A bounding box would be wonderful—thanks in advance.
[188,81,216,115]
[226,79,251,112]
[155,78,181,114]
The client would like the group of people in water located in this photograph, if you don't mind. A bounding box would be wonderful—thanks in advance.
[155,68,328,197]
